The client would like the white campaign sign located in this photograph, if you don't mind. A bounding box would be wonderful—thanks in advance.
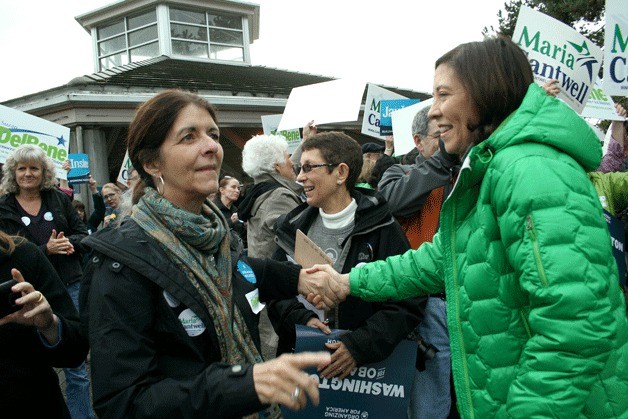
[361,83,407,140]
[0,104,70,179]
[513,6,603,113]
[277,79,366,131]
[260,114,302,154]
[390,100,433,156]
[581,80,625,120]
[603,0,628,96]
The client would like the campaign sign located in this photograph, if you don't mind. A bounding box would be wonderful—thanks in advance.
[67,153,90,185]
[361,83,407,140]
[604,210,626,286]
[581,80,625,121]
[513,6,603,114]
[0,104,70,179]
[261,114,302,155]
[379,99,420,136]
[282,325,417,419]
[117,150,133,186]
[603,0,628,96]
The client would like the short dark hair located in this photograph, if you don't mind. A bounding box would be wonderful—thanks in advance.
[435,36,533,143]
[126,90,218,194]
[302,132,363,190]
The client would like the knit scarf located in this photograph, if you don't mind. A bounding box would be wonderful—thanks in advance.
[132,188,281,418]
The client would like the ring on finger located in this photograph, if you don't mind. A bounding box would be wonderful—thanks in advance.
[290,385,300,401]
[36,292,44,303]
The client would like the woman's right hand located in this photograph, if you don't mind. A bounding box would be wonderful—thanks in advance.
[253,352,330,411]
[303,120,317,141]
[46,229,74,255]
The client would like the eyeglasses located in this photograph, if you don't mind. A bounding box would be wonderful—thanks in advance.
[103,193,117,200]
[293,163,339,176]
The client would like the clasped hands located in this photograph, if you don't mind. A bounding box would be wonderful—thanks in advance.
[297,264,350,310]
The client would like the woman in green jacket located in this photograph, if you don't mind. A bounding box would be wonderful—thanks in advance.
[306,37,628,418]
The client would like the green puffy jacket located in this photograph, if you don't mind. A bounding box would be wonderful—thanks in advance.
[350,84,628,418]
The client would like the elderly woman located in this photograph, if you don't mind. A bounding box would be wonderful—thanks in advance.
[80,90,330,418]
[0,144,93,418]
[307,37,628,418]
[238,134,303,361]
[239,135,302,258]
[0,231,88,418]
[270,131,424,378]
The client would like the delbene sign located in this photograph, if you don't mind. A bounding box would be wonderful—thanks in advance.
[0,104,70,179]
[603,0,628,96]
[513,6,602,114]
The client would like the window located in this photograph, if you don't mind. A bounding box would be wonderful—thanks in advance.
[96,9,158,71]
[170,7,244,62]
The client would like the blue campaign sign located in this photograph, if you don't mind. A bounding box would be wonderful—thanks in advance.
[282,325,417,419]
[604,210,626,286]
[379,99,420,136]
[68,153,90,185]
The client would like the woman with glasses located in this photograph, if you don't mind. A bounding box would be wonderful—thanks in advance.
[101,183,123,228]
[269,131,424,379]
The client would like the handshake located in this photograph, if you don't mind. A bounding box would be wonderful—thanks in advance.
[296,264,351,310]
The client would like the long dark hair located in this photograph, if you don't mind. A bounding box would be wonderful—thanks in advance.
[435,36,533,143]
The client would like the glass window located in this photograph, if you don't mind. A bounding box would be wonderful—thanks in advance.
[100,53,129,70]
[209,28,243,46]
[172,40,209,58]
[128,25,158,47]
[99,35,126,55]
[171,23,207,41]
[98,20,124,40]
[208,14,242,29]
[210,45,243,61]
[130,42,159,62]
[170,8,206,25]
[128,9,156,30]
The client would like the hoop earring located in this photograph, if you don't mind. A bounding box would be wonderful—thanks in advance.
[156,175,165,195]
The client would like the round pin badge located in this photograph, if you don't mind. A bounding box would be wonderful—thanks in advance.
[178,308,206,337]
[21,216,31,226]
[43,212,54,221]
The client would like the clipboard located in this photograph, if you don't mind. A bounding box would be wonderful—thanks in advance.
[293,229,331,322]
[294,229,333,268]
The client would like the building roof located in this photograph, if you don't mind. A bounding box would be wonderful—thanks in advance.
[67,55,428,100]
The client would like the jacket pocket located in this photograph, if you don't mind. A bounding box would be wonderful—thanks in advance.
[525,215,549,288]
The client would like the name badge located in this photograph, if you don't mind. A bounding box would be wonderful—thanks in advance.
[178,308,205,337]
[245,289,265,314]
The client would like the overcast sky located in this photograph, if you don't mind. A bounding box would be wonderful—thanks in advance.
[0,0,505,102]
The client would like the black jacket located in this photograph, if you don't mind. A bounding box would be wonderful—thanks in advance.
[0,241,88,418]
[0,188,88,286]
[270,188,425,365]
[80,219,301,418]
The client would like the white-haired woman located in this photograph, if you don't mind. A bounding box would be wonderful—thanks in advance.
[239,135,302,259]
[239,134,303,361]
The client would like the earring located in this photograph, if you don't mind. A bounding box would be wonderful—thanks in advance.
[337,180,342,185]
[154,174,165,195]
